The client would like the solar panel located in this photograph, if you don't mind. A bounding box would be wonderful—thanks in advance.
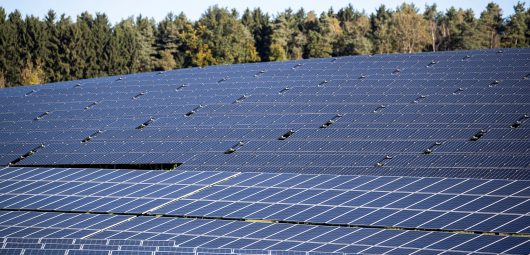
[0,49,527,177]
[1,215,529,254]
[151,172,530,234]
[0,48,529,254]
[0,167,238,213]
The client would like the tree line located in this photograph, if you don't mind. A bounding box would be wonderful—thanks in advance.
[0,2,529,88]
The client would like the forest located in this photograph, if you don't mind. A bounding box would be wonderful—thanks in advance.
[0,2,529,88]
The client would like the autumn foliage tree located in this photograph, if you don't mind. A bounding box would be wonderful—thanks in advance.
[20,60,46,85]
[391,4,430,53]
[0,72,5,88]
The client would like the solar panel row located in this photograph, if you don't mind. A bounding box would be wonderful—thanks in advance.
[0,48,529,254]
[1,211,529,254]
[1,167,528,235]
[0,49,527,179]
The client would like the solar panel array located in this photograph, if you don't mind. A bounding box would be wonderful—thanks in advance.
[1,207,530,254]
[0,48,529,254]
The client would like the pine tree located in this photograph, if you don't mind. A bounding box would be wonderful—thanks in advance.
[75,12,94,78]
[438,7,462,50]
[337,4,355,23]
[477,3,504,48]
[502,2,528,47]
[291,8,307,59]
[155,12,199,69]
[319,12,343,55]
[526,5,530,43]
[4,10,25,86]
[459,9,482,49]
[135,15,157,72]
[24,15,47,70]
[43,10,61,82]
[371,5,394,53]
[304,11,333,58]
[270,9,306,60]
[197,6,259,64]
[156,13,184,69]
[335,7,372,55]
[56,14,74,80]
[241,8,272,61]
[92,13,112,76]
[109,18,141,75]
[0,7,8,84]
[269,10,292,61]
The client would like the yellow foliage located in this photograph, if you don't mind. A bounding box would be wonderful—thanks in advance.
[329,17,342,36]
[269,43,287,61]
[0,72,5,88]
[243,40,261,63]
[157,50,177,71]
[391,5,430,53]
[20,61,46,86]
[194,43,216,67]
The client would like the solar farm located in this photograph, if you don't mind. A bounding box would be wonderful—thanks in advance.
[0,48,529,254]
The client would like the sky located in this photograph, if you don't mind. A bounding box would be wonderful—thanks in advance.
[1,0,522,24]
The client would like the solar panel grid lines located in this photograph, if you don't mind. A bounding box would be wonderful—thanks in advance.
[0,236,510,255]
[160,195,527,235]
[1,167,529,238]
[0,211,132,240]
[80,215,137,240]
[0,168,242,215]
[1,48,530,254]
[89,221,524,253]
[141,172,242,215]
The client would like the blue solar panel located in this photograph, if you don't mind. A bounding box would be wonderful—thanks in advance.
[0,49,527,179]
[0,167,238,213]
[2,219,524,254]
[0,49,529,254]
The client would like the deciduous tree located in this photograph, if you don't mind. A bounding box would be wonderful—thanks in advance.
[20,60,46,85]
[391,3,430,53]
